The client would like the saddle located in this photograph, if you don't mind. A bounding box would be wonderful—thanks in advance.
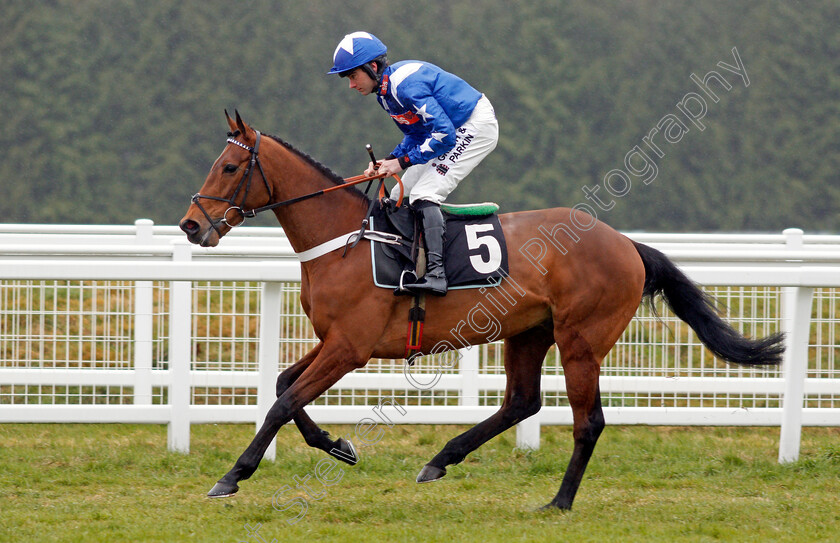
[367,202,509,294]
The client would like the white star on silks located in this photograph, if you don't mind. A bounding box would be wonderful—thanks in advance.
[419,133,447,154]
[335,31,373,56]
[413,103,435,122]
[419,138,435,154]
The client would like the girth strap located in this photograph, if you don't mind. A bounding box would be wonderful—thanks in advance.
[405,293,426,364]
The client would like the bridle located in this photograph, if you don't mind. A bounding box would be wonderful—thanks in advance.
[190,131,403,241]
[190,131,271,239]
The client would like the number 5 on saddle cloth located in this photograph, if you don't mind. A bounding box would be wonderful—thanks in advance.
[368,202,509,294]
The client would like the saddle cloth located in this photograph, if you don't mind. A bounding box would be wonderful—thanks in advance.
[368,204,509,291]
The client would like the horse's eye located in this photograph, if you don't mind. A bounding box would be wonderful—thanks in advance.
[223,164,238,174]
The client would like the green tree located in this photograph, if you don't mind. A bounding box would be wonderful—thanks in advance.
[0,0,837,232]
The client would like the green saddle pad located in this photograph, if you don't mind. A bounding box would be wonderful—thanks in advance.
[440,202,500,216]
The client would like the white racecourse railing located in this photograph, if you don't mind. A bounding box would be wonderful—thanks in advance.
[1,220,839,463]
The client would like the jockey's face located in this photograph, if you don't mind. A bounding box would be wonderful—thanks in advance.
[346,64,378,96]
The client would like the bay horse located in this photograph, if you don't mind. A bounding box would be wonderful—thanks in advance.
[179,111,784,510]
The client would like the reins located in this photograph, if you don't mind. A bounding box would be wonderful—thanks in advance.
[246,170,404,217]
[191,131,404,238]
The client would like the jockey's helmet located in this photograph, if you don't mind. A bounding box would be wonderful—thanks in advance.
[327,31,388,80]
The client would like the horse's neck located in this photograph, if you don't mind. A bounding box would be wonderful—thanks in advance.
[266,150,369,254]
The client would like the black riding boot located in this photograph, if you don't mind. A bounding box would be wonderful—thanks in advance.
[404,201,448,296]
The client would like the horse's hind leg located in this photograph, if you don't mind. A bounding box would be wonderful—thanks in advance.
[544,327,605,510]
[275,343,357,465]
[417,323,554,482]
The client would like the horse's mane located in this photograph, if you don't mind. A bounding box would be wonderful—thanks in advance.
[255,131,371,205]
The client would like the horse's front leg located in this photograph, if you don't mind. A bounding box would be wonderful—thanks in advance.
[276,342,357,465]
[208,337,366,497]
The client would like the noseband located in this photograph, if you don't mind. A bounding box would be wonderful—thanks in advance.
[190,131,272,238]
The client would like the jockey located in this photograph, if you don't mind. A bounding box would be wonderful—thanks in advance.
[328,31,499,296]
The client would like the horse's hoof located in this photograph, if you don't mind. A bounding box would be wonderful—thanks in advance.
[537,502,569,512]
[207,481,239,498]
[416,464,446,483]
[329,438,359,465]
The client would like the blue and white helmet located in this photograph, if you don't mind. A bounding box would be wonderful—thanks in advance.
[327,31,387,75]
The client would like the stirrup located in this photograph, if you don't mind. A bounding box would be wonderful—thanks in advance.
[403,275,448,296]
[394,270,418,296]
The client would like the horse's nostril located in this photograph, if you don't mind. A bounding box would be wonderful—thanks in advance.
[180,220,200,235]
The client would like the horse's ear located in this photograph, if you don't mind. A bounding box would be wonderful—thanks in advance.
[225,109,237,132]
[234,109,248,136]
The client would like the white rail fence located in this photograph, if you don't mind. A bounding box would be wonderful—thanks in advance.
[1,221,839,463]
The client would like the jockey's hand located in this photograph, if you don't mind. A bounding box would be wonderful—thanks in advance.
[376,158,403,177]
[364,160,382,177]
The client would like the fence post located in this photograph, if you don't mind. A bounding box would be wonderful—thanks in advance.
[778,228,814,463]
[134,219,154,405]
[516,413,541,450]
[168,239,192,453]
[459,346,479,407]
[257,281,282,461]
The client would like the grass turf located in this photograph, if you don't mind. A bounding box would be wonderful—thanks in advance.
[1,423,839,542]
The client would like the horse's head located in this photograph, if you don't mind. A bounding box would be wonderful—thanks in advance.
[179,110,273,247]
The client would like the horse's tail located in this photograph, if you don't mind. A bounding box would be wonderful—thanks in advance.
[633,241,785,366]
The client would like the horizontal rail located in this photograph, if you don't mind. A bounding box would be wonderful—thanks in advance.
[0,244,294,258]
[5,368,840,396]
[2,405,840,427]
[0,223,287,238]
[0,259,302,282]
[3,260,840,287]
[3,246,840,263]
